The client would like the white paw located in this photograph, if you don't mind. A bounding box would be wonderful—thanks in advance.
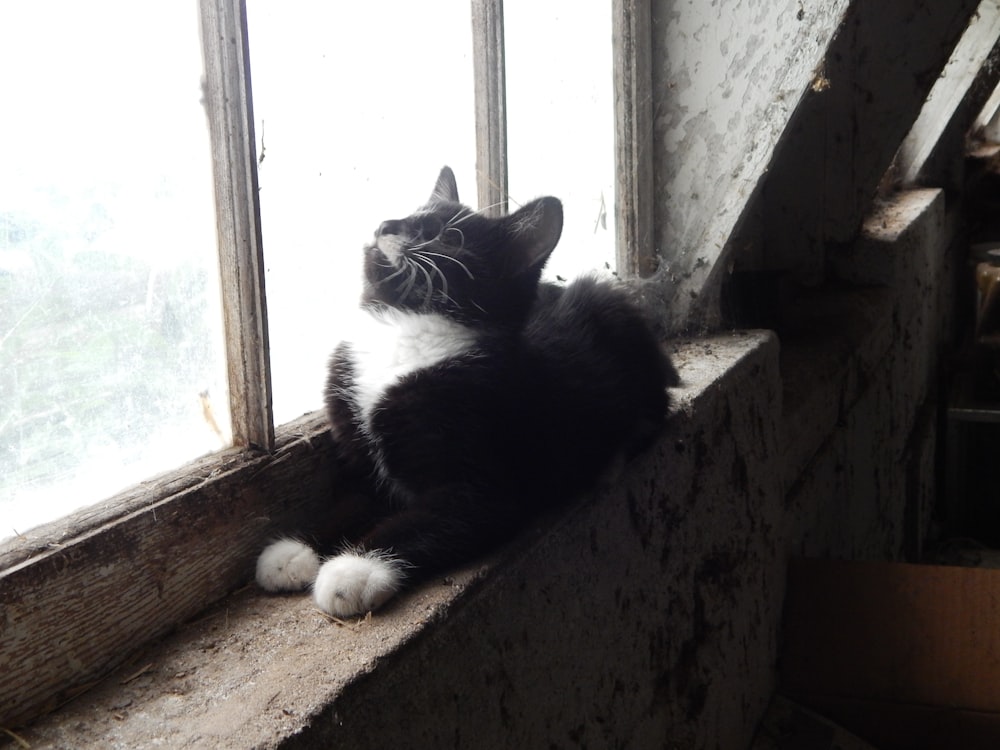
[256,538,321,592]
[312,549,405,617]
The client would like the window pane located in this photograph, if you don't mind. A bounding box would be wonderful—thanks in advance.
[246,1,477,424]
[0,3,229,539]
[505,1,616,281]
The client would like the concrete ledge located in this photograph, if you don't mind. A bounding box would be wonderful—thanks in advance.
[17,331,784,749]
[784,188,947,560]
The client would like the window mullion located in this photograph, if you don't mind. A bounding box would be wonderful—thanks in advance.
[472,0,508,217]
[199,0,274,451]
[613,0,657,278]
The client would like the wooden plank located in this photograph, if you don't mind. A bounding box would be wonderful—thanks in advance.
[0,412,335,727]
[973,80,1000,138]
[0,0,286,727]
[644,0,851,329]
[200,0,274,450]
[897,0,1000,185]
[613,0,657,278]
[471,0,508,216]
[761,0,980,283]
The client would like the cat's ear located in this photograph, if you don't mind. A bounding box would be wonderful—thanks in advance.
[504,197,563,275]
[429,166,459,205]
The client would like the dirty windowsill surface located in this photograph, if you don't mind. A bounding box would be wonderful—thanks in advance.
[7,333,768,749]
[12,562,492,748]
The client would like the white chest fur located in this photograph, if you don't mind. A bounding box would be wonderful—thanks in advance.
[344,308,478,430]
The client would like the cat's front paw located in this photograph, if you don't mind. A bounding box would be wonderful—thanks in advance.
[312,549,405,617]
[256,538,321,592]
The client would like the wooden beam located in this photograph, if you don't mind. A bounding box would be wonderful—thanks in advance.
[645,0,851,330]
[200,0,274,450]
[897,0,1000,185]
[761,0,981,283]
[471,0,508,217]
[613,0,658,278]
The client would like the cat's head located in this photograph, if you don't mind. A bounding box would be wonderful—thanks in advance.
[362,167,563,327]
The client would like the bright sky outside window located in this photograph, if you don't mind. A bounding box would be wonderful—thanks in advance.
[248,1,614,424]
[0,2,229,539]
[246,0,477,425]
[0,2,617,536]
[506,0,616,283]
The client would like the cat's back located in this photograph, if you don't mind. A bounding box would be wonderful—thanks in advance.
[521,275,677,455]
[526,276,674,382]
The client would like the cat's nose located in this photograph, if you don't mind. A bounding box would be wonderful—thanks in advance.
[378,219,404,237]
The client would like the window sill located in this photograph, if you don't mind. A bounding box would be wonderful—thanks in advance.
[9,331,783,748]
[0,411,338,728]
[12,561,495,747]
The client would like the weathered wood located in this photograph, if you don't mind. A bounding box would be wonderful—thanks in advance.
[0,413,335,727]
[471,0,508,217]
[974,82,1000,139]
[200,0,274,450]
[644,0,850,330]
[898,1,1000,185]
[613,0,657,278]
[761,0,981,284]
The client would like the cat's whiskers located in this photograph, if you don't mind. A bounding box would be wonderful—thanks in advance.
[412,252,448,301]
[376,259,411,287]
[409,235,438,252]
[441,208,469,229]
[398,257,421,300]
[410,255,437,308]
[442,226,468,251]
[413,253,463,309]
[443,205,497,228]
[415,250,474,280]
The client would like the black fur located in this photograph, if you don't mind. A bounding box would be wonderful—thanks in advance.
[318,167,678,581]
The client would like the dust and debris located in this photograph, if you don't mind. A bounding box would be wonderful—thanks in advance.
[14,563,488,749]
[0,727,30,749]
[120,664,154,685]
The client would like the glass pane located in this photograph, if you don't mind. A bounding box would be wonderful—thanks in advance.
[505,0,616,282]
[246,1,477,425]
[0,3,229,540]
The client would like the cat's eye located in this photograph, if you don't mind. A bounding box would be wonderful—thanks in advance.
[417,216,444,241]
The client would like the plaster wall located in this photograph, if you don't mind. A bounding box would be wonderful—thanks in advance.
[645,0,977,327]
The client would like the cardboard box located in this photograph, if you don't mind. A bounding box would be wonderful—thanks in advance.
[781,558,1000,750]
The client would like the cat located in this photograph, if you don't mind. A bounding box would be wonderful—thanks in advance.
[255,167,679,617]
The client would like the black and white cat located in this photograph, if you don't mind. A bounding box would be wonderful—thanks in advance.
[256,167,678,617]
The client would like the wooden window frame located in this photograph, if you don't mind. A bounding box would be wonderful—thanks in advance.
[0,0,647,727]
[473,0,653,275]
[613,0,657,279]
